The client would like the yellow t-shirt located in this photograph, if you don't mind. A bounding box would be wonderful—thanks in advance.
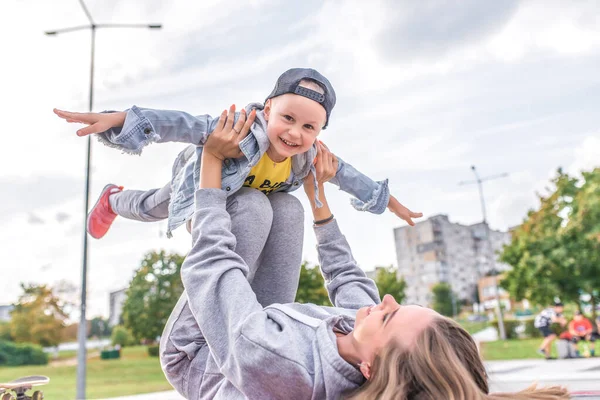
[243,153,292,195]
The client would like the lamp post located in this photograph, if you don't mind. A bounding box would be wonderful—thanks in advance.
[459,166,508,340]
[46,2,160,398]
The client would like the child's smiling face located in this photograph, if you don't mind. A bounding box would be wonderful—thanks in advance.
[263,93,326,161]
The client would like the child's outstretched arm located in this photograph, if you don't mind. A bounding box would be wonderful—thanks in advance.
[53,104,246,155]
[323,146,423,226]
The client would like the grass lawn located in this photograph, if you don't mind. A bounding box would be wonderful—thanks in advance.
[48,349,78,362]
[458,320,490,335]
[480,338,558,360]
[0,346,173,399]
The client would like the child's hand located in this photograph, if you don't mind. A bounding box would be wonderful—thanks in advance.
[204,105,255,161]
[388,196,423,226]
[53,108,126,136]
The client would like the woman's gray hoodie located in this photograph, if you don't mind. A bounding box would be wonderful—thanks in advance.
[163,189,381,399]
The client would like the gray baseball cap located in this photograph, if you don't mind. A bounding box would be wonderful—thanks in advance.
[265,68,336,129]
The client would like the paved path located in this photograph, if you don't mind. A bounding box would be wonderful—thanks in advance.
[102,358,600,399]
[487,358,600,393]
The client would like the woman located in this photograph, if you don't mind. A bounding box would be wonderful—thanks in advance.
[160,111,569,399]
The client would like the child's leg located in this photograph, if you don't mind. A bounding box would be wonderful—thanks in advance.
[250,192,304,305]
[109,182,172,222]
[88,182,174,239]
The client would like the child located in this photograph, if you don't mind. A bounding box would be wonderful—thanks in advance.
[54,68,422,238]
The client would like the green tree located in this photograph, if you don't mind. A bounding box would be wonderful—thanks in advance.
[432,283,454,317]
[10,284,69,347]
[122,250,185,342]
[0,321,12,341]
[295,262,330,306]
[89,317,111,338]
[374,266,406,303]
[500,168,600,317]
[111,325,135,347]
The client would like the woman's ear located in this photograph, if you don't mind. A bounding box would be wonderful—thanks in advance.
[358,362,372,380]
[264,99,272,121]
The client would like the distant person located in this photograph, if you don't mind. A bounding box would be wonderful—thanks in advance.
[567,311,595,357]
[534,302,566,359]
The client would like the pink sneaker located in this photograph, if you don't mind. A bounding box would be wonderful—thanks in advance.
[87,184,123,239]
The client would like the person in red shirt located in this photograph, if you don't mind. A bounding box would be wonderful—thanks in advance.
[568,311,595,357]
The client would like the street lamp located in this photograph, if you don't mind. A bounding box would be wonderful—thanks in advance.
[459,165,508,340]
[46,2,160,398]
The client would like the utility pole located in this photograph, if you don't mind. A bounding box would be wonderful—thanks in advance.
[45,3,161,398]
[459,166,508,340]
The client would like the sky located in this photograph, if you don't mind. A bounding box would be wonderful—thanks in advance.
[1,0,599,319]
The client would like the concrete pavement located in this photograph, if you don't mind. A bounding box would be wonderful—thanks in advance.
[487,358,600,393]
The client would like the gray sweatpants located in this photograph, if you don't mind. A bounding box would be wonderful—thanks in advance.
[159,188,305,399]
[109,183,172,222]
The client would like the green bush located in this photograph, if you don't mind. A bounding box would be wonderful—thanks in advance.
[147,345,159,357]
[0,340,48,366]
[111,326,136,347]
[490,320,521,339]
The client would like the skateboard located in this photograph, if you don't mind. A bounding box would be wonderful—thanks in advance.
[0,375,49,400]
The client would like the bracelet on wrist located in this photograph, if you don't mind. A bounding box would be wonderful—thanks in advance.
[314,214,334,226]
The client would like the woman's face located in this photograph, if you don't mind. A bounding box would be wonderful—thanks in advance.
[351,294,439,362]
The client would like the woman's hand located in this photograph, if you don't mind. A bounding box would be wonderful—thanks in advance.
[304,141,335,222]
[313,140,338,185]
[53,108,126,137]
[200,105,255,189]
[387,196,423,226]
[203,104,256,161]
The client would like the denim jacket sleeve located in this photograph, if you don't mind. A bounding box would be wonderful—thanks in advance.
[96,105,219,155]
[329,156,390,214]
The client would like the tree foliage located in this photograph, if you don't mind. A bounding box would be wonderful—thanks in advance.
[432,283,455,317]
[0,322,12,342]
[122,250,185,342]
[10,284,69,347]
[89,317,112,338]
[374,266,406,303]
[500,168,600,316]
[111,325,136,347]
[295,262,330,306]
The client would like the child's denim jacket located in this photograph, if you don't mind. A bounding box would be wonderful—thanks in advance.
[97,103,389,237]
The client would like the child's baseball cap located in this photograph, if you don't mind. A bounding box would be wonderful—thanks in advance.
[265,68,336,129]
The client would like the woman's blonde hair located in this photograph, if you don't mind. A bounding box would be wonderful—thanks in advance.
[347,316,569,400]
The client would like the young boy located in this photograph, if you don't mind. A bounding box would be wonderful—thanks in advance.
[567,311,595,357]
[534,301,566,359]
[54,68,421,238]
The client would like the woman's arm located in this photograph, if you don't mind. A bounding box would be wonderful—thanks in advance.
[179,109,277,367]
[306,144,381,309]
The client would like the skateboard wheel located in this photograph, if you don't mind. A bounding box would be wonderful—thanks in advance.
[1,393,14,400]
[32,391,44,400]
